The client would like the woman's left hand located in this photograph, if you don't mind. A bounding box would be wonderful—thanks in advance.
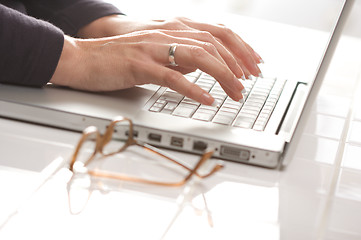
[78,15,263,79]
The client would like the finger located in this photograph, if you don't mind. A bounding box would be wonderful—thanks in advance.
[235,56,252,79]
[159,30,245,79]
[237,35,264,64]
[170,44,245,102]
[175,18,262,77]
[217,22,263,64]
[143,31,233,74]
[140,63,216,106]
[137,41,245,102]
[168,65,198,75]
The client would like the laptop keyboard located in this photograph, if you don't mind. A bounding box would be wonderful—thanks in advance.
[149,71,286,131]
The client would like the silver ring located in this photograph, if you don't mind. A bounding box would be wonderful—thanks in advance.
[168,44,178,67]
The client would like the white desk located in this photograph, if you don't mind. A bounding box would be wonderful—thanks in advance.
[0,34,360,239]
[1,3,361,238]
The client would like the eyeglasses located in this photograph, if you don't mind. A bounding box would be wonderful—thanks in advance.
[67,116,224,213]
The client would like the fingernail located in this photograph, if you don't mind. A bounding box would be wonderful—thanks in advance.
[254,51,264,63]
[238,97,245,103]
[258,73,264,78]
[241,75,246,80]
[241,88,247,94]
[236,66,244,79]
[211,99,220,107]
[202,93,215,106]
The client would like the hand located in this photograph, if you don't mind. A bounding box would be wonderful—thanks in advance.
[78,15,263,79]
[51,32,246,106]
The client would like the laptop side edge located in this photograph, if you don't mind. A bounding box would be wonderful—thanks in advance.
[280,0,353,168]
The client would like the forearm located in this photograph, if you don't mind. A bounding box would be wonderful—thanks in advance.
[0,4,63,87]
[77,14,127,38]
[50,36,83,87]
[77,15,163,38]
[24,0,124,36]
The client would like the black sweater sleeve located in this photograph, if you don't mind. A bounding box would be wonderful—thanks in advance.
[0,1,123,87]
[0,4,64,87]
[24,0,124,36]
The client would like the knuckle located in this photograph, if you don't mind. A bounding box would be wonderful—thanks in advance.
[174,16,188,22]
[147,30,167,39]
[223,52,237,64]
[163,70,183,87]
[199,31,215,41]
[202,42,217,54]
[136,41,152,52]
[225,69,236,81]
[190,45,206,58]
[217,66,233,81]
[221,26,234,37]
[164,19,185,29]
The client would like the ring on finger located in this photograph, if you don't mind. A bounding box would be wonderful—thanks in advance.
[168,44,178,67]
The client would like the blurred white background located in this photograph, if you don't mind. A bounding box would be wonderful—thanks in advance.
[105,0,361,38]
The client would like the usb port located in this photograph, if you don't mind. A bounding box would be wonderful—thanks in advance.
[171,136,183,148]
[148,133,161,142]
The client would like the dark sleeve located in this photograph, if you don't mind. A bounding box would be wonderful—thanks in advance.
[24,0,124,36]
[0,4,64,87]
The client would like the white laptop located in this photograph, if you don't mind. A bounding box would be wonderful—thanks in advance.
[0,0,353,168]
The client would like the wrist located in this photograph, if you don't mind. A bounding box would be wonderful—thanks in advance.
[50,35,84,87]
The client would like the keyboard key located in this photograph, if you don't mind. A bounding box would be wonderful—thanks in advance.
[234,115,255,125]
[219,110,238,118]
[149,106,162,112]
[161,108,173,114]
[234,120,254,129]
[185,75,198,83]
[173,104,198,118]
[253,123,266,131]
[219,107,239,114]
[240,110,259,119]
[244,101,264,109]
[163,102,178,112]
[213,114,235,125]
[241,105,261,112]
[192,112,215,121]
[149,70,286,132]
[159,92,184,103]
[181,98,201,106]
[253,117,268,131]
[198,105,219,112]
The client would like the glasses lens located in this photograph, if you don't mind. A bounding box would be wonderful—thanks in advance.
[67,171,91,214]
[102,119,130,155]
[97,149,190,187]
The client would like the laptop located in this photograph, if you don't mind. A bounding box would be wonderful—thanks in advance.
[0,0,353,168]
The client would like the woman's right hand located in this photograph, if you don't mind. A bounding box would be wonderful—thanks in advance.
[51,29,255,106]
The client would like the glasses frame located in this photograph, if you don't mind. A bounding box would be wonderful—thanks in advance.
[68,116,224,187]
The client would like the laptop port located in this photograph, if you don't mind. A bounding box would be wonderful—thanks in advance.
[171,136,183,148]
[193,141,208,151]
[148,133,161,142]
[220,146,250,161]
[125,130,138,138]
